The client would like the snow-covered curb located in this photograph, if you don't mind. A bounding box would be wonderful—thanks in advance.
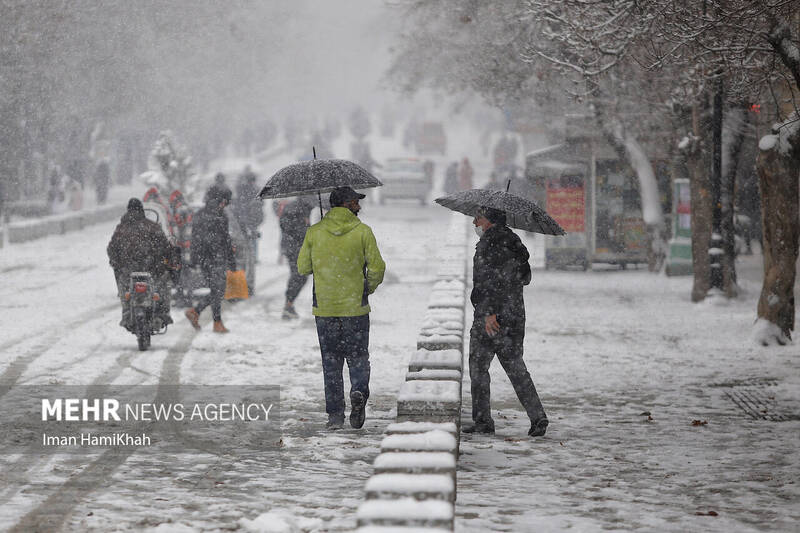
[356,213,468,532]
[5,203,124,244]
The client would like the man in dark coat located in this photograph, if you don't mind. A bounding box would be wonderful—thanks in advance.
[466,206,549,437]
[279,197,314,319]
[107,198,173,329]
[234,166,264,280]
[185,185,236,333]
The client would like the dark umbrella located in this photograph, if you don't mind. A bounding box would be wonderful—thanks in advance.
[258,147,382,216]
[435,187,566,235]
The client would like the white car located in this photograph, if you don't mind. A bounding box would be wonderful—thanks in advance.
[378,158,433,205]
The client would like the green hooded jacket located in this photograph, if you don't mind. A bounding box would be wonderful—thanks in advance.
[297,207,386,317]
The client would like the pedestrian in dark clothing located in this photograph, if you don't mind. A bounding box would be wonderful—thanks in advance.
[466,206,549,437]
[444,161,460,195]
[94,159,111,204]
[185,185,236,333]
[234,167,264,291]
[279,198,314,319]
[297,186,386,430]
[107,198,173,329]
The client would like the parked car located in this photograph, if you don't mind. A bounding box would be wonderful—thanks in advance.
[415,122,447,155]
[378,158,433,205]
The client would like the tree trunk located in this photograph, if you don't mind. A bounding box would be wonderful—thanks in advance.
[756,118,800,342]
[687,103,713,302]
[720,104,749,297]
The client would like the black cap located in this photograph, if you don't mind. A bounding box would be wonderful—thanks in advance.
[329,186,366,207]
[478,206,506,225]
[127,198,144,212]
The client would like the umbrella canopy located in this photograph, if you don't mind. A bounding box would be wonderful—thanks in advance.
[258,159,382,200]
[435,189,566,235]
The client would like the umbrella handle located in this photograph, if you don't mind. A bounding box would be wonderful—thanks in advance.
[318,190,323,218]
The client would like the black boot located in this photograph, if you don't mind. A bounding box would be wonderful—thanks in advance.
[463,420,495,434]
[350,391,366,429]
[528,418,549,437]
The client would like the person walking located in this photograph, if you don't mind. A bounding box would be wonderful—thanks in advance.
[297,186,386,430]
[280,197,314,319]
[465,206,549,437]
[234,166,264,292]
[459,157,474,190]
[185,185,236,333]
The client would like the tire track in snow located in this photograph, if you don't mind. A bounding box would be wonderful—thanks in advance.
[8,328,194,533]
[6,271,286,531]
[0,302,119,400]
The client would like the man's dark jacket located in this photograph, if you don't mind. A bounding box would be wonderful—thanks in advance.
[107,211,172,276]
[279,199,313,258]
[470,224,532,330]
[234,179,264,234]
[190,206,236,271]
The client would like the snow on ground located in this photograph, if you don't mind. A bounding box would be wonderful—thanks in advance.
[456,236,800,532]
[1,126,798,532]
[0,195,451,531]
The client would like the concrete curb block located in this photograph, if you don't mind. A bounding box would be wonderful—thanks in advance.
[357,213,468,531]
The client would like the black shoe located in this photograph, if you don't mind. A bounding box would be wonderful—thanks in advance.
[350,391,366,429]
[282,302,299,320]
[528,418,549,437]
[326,415,344,430]
[463,422,495,434]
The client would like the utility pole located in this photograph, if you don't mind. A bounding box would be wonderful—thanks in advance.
[709,77,724,292]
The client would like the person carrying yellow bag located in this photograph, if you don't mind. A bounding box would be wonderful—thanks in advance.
[224,269,249,300]
[185,182,236,333]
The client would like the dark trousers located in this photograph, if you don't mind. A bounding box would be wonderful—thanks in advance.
[195,265,226,321]
[315,315,371,417]
[285,248,308,303]
[469,318,546,425]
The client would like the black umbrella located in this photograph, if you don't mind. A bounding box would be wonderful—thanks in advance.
[435,187,566,235]
[258,148,382,216]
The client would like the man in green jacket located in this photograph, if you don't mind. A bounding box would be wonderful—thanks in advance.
[297,186,386,430]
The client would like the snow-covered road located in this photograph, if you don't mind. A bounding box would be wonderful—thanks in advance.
[0,201,452,532]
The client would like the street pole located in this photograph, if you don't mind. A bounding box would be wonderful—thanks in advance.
[709,77,724,292]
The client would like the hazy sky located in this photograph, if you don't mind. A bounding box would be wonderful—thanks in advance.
[259,1,401,117]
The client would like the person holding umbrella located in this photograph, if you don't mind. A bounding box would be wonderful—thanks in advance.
[297,186,386,430]
[435,187,564,438]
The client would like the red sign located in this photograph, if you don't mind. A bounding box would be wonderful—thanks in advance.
[546,185,585,233]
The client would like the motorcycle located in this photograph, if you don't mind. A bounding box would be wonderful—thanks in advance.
[125,272,168,351]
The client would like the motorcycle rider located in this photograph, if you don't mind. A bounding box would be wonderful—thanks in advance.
[107,198,174,329]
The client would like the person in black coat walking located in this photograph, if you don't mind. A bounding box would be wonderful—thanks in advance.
[185,185,236,333]
[279,197,314,319]
[465,206,549,437]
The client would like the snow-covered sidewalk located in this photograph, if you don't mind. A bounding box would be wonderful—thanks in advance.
[456,247,800,532]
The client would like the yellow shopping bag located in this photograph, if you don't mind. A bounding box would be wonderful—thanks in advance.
[224,270,249,300]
